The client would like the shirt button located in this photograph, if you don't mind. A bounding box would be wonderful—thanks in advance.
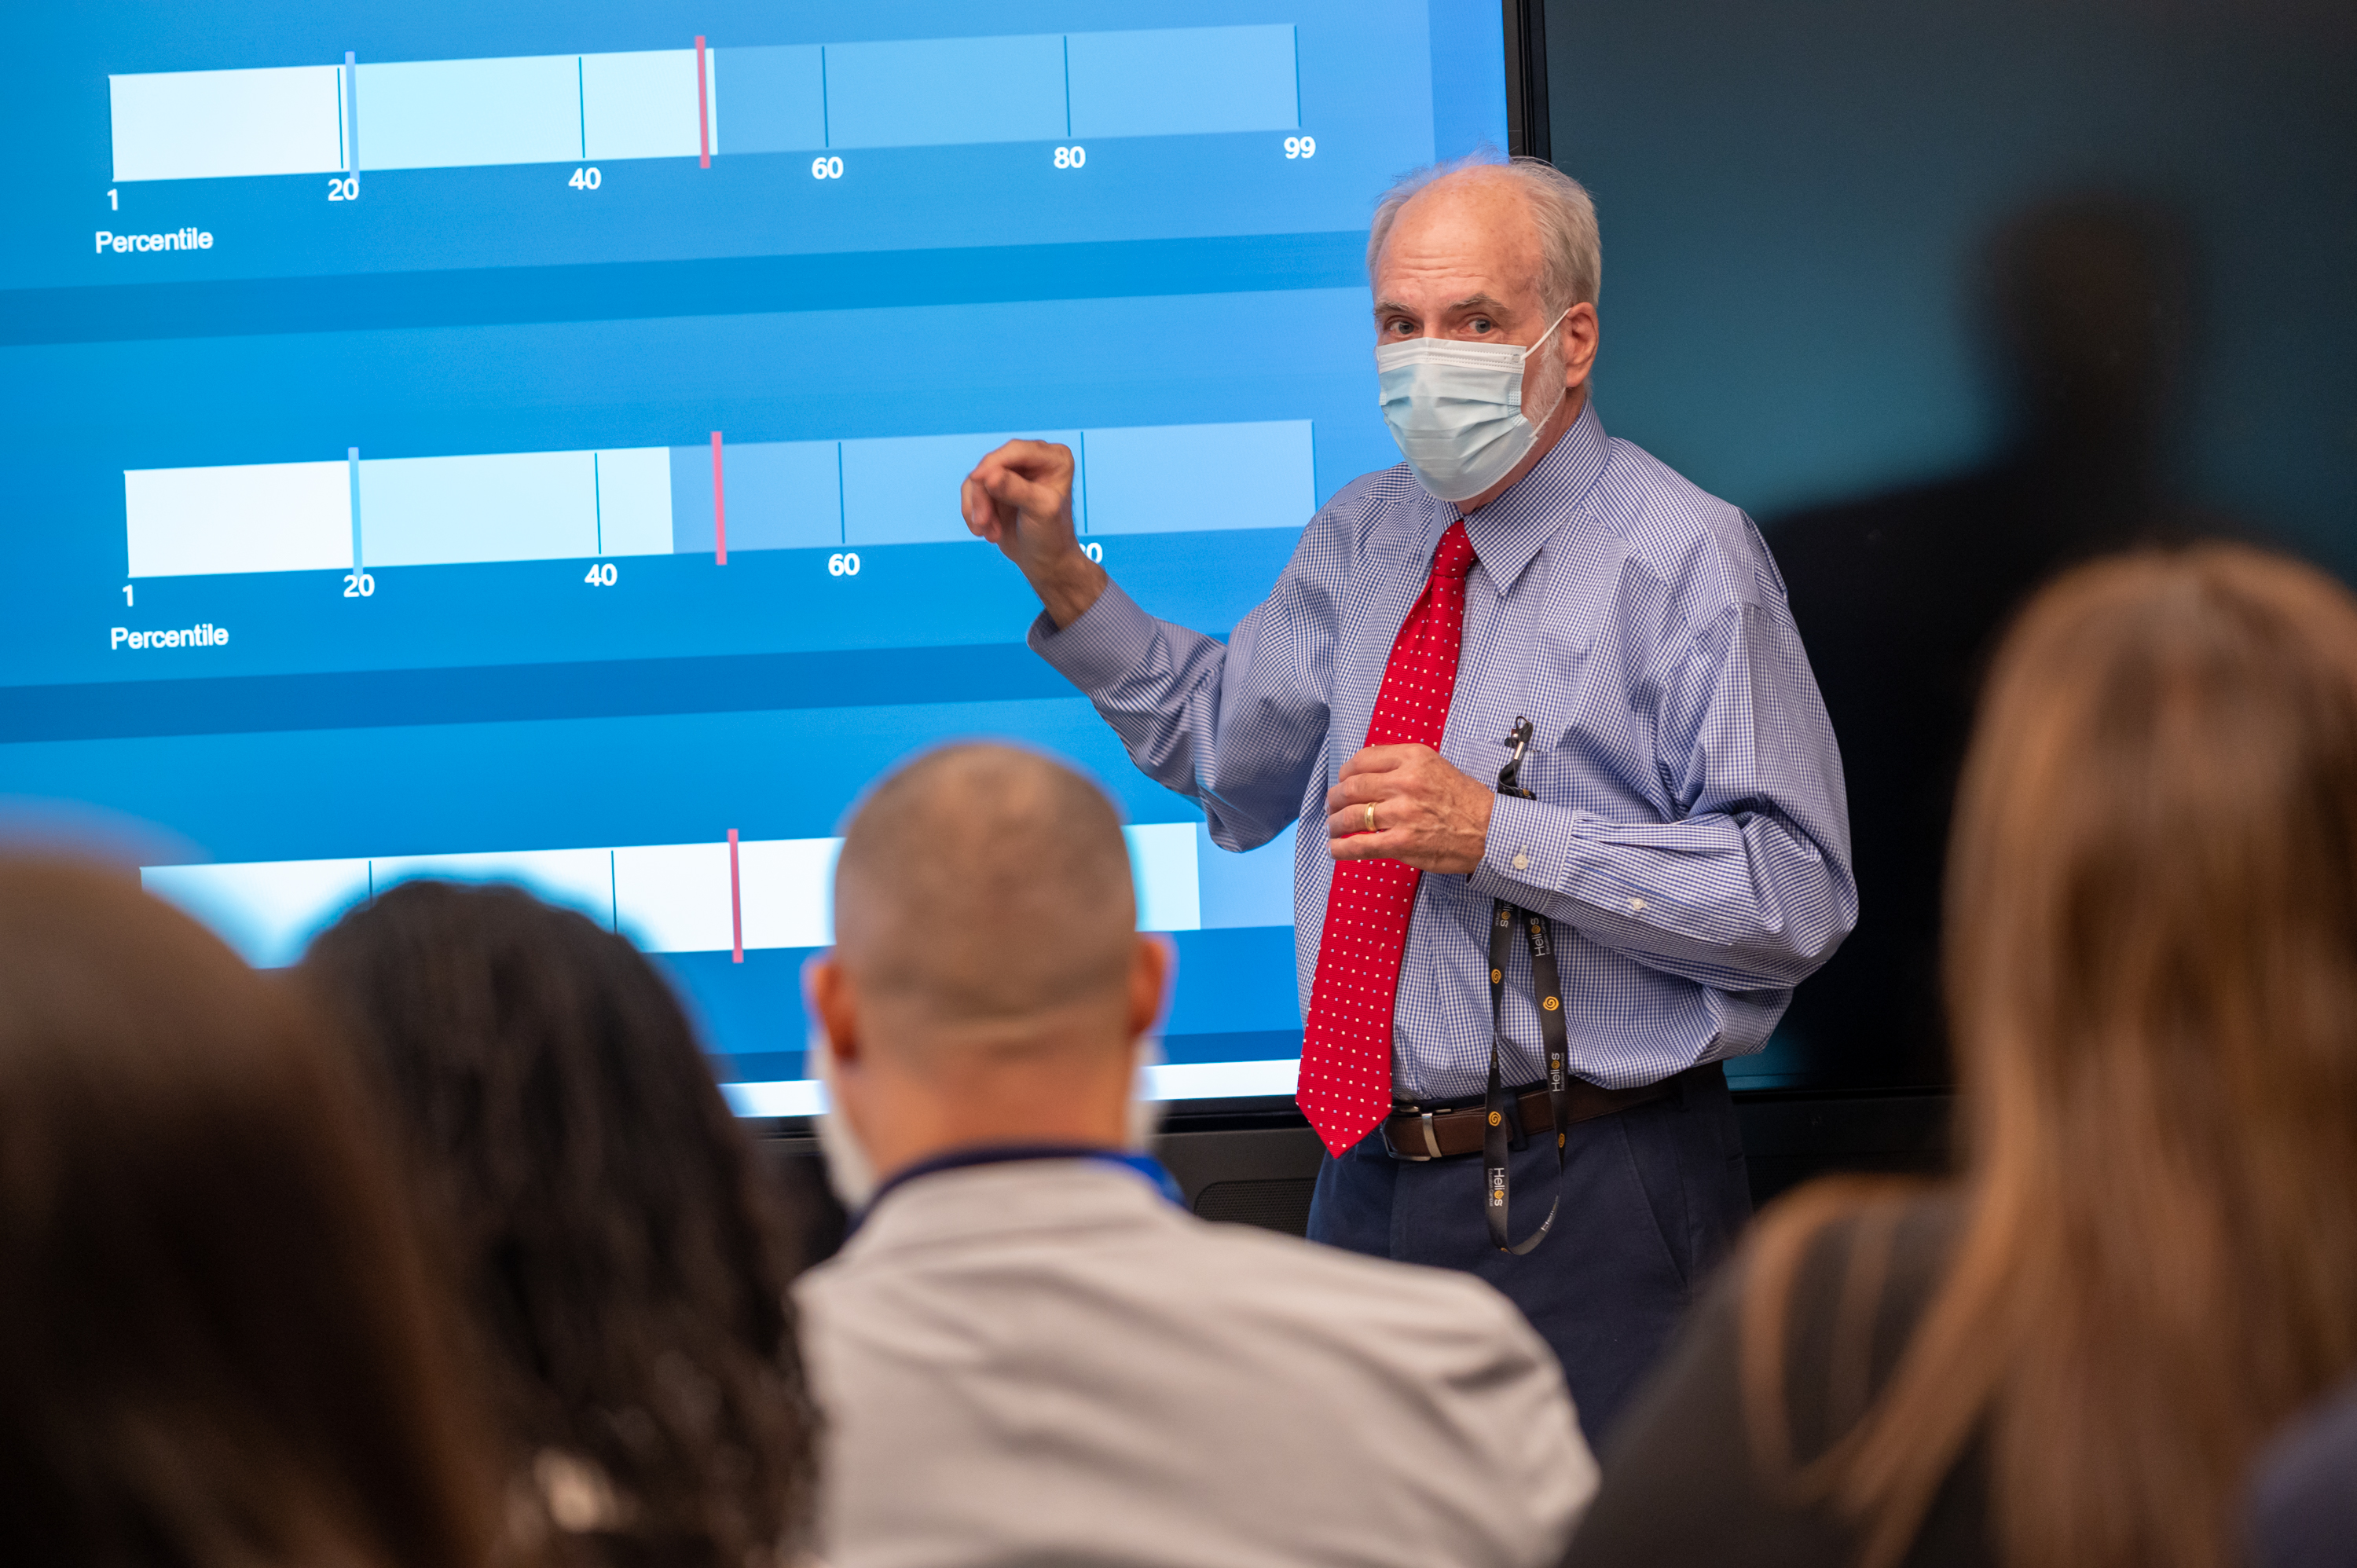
[1512,852,1529,871]
[1629,897,1646,912]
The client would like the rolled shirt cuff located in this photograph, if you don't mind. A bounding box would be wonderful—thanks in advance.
[1027,581,1158,693]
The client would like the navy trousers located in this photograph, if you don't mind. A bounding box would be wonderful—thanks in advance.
[1307,1064,1752,1445]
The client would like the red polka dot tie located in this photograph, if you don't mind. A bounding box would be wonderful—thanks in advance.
[1298,520,1479,1156]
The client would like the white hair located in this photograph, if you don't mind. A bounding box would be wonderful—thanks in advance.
[1365,151,1601,313]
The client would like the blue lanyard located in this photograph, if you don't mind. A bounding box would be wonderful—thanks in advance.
[856,1141,1186,1226]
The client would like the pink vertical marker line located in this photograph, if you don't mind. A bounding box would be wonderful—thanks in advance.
[710,430,727,563]
[727,828,743,963]
[695,36,710,168]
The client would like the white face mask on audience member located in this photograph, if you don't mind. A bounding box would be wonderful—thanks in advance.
[1125,1036,1168,1152]
[812,1029,880,1211]
[812,1031,1166,1212]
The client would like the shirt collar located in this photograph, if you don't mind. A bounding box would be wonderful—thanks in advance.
[854,1142,1186,1231]
[1453,400,1610,595]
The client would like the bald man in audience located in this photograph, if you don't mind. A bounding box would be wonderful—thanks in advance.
[797,742,1595,1568]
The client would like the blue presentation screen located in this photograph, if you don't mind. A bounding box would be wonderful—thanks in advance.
[0,1,1505,1110]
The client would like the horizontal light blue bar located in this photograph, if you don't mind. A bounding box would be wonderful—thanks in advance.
[361,450,596,566]
[1128,822,1199,932]
[669,444,713,552]
[357,55,581,171]
[123,421,1313,578]
[724,1056,1303,1116]
[722,45,827,154]
[823,34,1069,149]
[142,857,370,968]
[1068,25,1299,139]
[670,441,842,553]
[109,24,1314,182]
[1198,821,1297,929]
[841,430,1080,545]
[581,49,706,162]
[108,64,345,182]
[1082,420,1314,534]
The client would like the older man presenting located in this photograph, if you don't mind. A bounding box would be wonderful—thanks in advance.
[961,154,1857,1438]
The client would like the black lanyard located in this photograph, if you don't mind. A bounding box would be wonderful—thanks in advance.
[1485,717,1571,1255]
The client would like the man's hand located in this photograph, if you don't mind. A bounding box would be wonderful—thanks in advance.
[1325,746,1495,874]
[962,439,1108,628]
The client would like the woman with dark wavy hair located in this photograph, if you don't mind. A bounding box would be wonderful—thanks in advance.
[0,860,501,1568]
[302,880,819,1568]
[1569,544,2357,1568]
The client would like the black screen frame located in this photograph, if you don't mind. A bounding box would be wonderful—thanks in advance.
[1501,0,1551,160]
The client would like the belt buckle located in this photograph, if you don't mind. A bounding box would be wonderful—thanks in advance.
[1380,1106,1446,1163]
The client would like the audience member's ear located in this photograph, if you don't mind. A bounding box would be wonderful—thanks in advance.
[1127,935,1171,1041]
[805,954,862,1068]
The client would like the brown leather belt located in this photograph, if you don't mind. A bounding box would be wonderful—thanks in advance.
[1381,1075,1677,1162]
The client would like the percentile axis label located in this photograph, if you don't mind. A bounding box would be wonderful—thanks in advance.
[107,25,1299,184]
[93,226,214,254]
[110,622,229,651]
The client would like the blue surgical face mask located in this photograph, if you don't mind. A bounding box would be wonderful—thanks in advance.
[1375,310,1572,504]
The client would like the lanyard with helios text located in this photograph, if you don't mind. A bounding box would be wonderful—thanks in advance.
[1485,717,1571,1255]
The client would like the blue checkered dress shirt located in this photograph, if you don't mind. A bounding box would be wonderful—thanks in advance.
[1031,404,1857,1097]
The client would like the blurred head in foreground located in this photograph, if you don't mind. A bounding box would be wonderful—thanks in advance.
[806,742,1169,1203]
[302,881,817,1568]
[0,860,498,1568]
[1744,544,2357,1568]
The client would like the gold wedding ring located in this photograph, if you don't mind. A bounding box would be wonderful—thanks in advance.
[1364,803,1377,833]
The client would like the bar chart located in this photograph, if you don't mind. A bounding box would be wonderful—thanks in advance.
[122,420,1314,578]
[107,24,1300,185]
[4,0,1512,1108]
[143,819,1293,968]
